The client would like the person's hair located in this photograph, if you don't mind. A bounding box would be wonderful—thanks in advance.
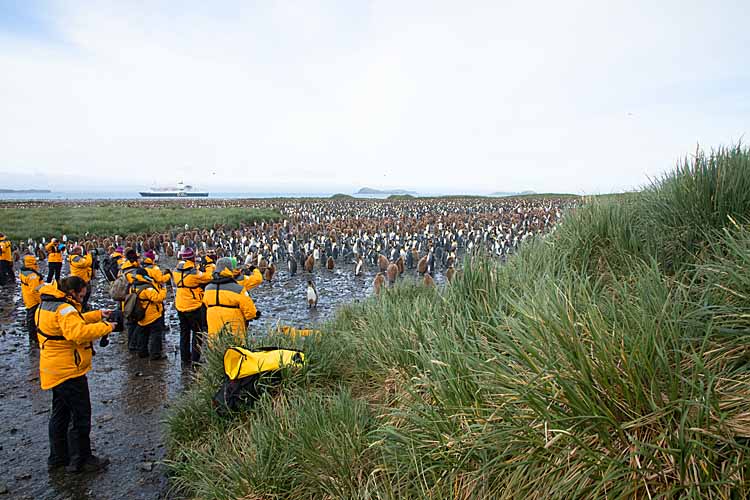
[125,247,138,262]
[59,276,87,295]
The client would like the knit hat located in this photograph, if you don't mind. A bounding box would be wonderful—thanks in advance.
[180,248,195,260]
[214,257,236,277]
[143,250,156,260]
[115,246,124,254]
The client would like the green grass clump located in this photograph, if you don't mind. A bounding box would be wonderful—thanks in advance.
[167,144,750,499]
[0,206,280,240]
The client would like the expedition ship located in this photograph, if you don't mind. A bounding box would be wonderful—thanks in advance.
[139,181,208,198]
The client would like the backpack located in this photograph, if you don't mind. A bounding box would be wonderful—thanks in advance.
[212,346,305,416]
[109,274,130,301]
[123,287,147,323]
[102,256,119,282]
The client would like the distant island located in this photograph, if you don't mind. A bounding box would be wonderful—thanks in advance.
[0,189,51,193]
[356,187,417,195]
[490,190,536,196]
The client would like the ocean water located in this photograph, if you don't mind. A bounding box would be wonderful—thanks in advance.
[0,191,398,201]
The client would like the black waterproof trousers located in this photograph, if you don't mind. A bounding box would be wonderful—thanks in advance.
[178,306,206,363]
[46,262,62,283]
[0,260,14,284]
[48,375,92,469]
[26,305,38,345]
[135,321,163,359]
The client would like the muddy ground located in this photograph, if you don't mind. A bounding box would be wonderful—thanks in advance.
[0,258,447,499]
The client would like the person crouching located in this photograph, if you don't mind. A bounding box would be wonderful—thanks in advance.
[203,257,260,345]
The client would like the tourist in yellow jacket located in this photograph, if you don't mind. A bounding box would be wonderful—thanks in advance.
[236,263,263,292]
[0,232,14,285]
[45,237,63,283]
[173,248,211,364]
[141,250,171,285]
[204,257,260,344]
[141,250,171,331]
[119,249,142,352]
[35,276,115,473]
[19,254,43,345]
[201,250,217,277]
[129,268,167,360]
[68,246,93,308]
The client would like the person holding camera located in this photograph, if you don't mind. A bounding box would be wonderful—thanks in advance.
[44,237,64,283]
[203,258,261,344]
[173,248,212,364]
[68,246,93,308]
[0,232,13,285]
[35,276,116,473]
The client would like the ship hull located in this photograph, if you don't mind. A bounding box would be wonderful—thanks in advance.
[139,192,209,197]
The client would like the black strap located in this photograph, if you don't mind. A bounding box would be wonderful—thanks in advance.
[176,269,199,288]
[35,300,71,346]
[21,267,43,280]
[205,281,241,309]
[36,329,66,341]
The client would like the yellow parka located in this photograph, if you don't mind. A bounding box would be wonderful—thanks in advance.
[120,259,139,278]
[0,236,11,262]
[69,253,93,282]
[236,268,263,292]
[45,241,63,263]
[35,283,112,390]
[130,275,167,327]
[110,251,124,269]
[19,265,43,309]
[203,271,258,341]
[202,255,216,277]
[142,259,171,285]
[174,260,211,312]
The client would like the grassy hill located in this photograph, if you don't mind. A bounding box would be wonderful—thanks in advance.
[0,206,280,240]
[166,144,750,499]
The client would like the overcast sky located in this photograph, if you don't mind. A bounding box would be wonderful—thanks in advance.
[0,1,747,194]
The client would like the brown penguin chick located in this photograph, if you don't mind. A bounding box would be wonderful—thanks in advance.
[166,246,174,257]
[264,263,276,281]
[326,256,335,270]
[396,256,405,274]
[446,266,455,283]
[378,254,389,272]
[12,249,19,262]
[411,248,419,267]
[304,253,315,273]
[386,263,398,284]
[417,255,428,274]
[423,273,435,288]
[373,272,386,295]
[258,258,268,275]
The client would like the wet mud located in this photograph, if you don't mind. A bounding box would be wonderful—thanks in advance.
[0,257,448,499]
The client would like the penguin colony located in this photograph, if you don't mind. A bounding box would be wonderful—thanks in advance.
[6,196,576,300]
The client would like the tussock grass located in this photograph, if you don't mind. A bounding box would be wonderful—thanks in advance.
[1,206,280,241]
[167,144,750,499]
